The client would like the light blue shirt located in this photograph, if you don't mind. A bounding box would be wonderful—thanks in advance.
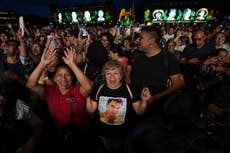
[223,44,230,58]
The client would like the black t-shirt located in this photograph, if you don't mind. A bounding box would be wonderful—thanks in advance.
[0,54,7,74]
[182,43,214,61]
[0,55,27,79]
[90,83,139,139]
[129,50,180,95]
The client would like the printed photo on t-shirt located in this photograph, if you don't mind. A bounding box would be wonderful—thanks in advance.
[98,96,127,125]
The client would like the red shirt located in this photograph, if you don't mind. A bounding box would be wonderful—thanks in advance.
[43,85,91,129]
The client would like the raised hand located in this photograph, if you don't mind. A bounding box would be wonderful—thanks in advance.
[141,87,151,102]
[40,47,56,66]
[62,47,76,65]
[6,22,13,29]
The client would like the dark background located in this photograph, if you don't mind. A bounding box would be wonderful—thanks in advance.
[0,0,229,18]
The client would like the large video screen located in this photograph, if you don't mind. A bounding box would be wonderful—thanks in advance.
[57,9,112,24]
[144,8,214,23]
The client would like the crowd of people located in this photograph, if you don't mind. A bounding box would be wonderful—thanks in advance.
[0,19,230,153]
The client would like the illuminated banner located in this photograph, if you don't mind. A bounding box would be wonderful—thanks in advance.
[144,8,213,24]
[57,8,112,25]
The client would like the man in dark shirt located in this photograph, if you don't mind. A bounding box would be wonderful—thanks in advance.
[0,40,28,85]
[127,26,184,117]
[179,30,215,88]
[125,26,184,153]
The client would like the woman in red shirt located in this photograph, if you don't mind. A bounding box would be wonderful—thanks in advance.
[26,47,94,153]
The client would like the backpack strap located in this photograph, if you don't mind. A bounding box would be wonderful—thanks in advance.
[125,83,133,100]
[95,84,105,101]
[83,62,88,74]
[69,95,75,123]
[96,84,133,101]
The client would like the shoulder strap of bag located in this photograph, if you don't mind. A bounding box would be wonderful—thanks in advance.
[125,83,133,100]
[69,95,75,123]
[83,62,88,74]
[95,84,133,101]
[95,84,105,101]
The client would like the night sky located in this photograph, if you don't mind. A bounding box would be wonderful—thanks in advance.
[0,0,136,18]
[0,0,228,18]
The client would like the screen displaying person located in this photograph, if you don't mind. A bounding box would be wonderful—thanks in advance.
[198,10,205,19]
[83,10,91,22]
[58,13,62,23]
[101,98,124,124]
[196,8,208,20]
[71,11,78,23]
[167,9,177,20]
[156,12,162,19]
[97,10,105,22]
[152,9,164,21]
[183,8,192,20]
